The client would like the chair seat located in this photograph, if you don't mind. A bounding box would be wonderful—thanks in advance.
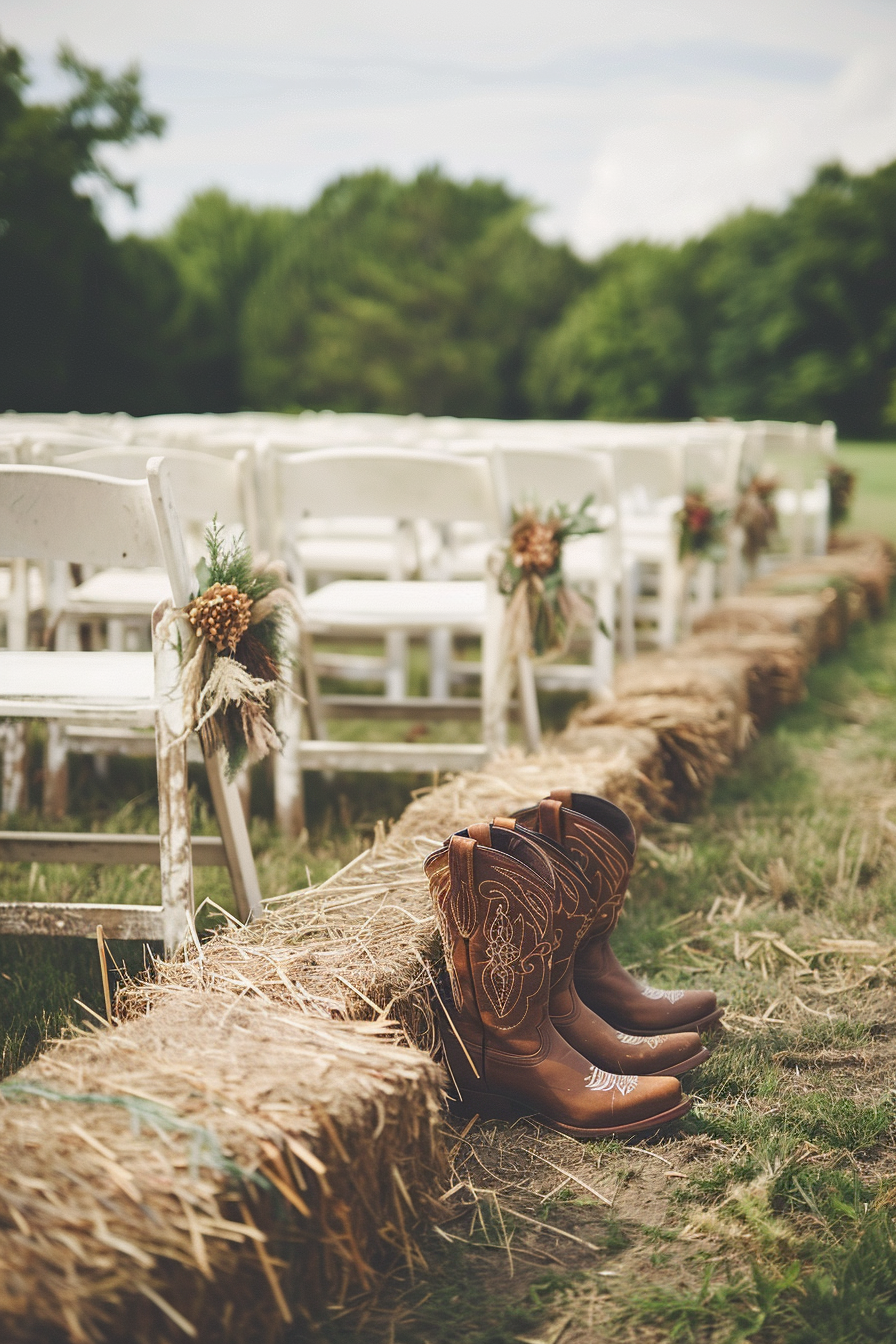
[65,567,172,617]
[297,538,407,576]
[0,651,156,722]
[302,580,487,631]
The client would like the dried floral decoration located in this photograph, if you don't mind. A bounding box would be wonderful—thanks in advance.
[677,489,728,561]
[828,462,856,527]
[499,498,603,659]
[176,521,299,776]
[735,474,779,563]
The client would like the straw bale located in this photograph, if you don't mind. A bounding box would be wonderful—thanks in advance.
[389,735,665,845]
[565,644,754,811]
[0,993,446,1344]
[692,592,829,663]
[802,535,894,618]
[744,571,850,649]
[675,632,807,723]
[610,650,750,719]
[128,840,442,1049]
[570,694,748,812]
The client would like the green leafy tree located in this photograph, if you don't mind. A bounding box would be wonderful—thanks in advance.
[0,35,167,411]
[697,162,896,436]
[157,189,295,410]
[239,168,590,416]
[525,241,700,421]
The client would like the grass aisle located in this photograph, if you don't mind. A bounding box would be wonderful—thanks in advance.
[338,606,896,1344]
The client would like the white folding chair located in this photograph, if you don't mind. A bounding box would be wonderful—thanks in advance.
[448,444,634,690]
[748,423,832,563]
[611,443,685,648]
[259,448,515,832]
[0,461,261,952]
[34,445,260,649]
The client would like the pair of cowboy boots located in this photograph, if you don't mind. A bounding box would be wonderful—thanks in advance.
[425,790,722,1140]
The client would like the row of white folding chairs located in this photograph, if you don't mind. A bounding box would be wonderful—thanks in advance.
[6,431,736,668]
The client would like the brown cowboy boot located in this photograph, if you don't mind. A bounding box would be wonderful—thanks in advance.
[514,791,723,1036]
[489,810,709,1077]
[425,826,691,1139]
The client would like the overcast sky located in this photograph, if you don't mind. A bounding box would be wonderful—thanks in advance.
[4,0,896,255]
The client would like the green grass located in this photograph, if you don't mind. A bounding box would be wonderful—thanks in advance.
[837,441,896,541]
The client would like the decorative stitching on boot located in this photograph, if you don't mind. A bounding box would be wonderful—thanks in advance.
[584,1065,638,1095]
[475,853,552,1028]
[641,986,685,1003]
[448,834,478,938]
[616,1031,665,1048]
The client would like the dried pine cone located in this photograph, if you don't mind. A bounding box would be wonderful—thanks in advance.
[186,582,253,652]
[512,518,560,576]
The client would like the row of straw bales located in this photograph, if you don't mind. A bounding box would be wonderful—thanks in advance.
[1,532,892,1343]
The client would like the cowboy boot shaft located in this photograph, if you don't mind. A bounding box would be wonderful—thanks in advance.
[493,807,592,1015]
[424,827,555,1057]
[513,794,634,939]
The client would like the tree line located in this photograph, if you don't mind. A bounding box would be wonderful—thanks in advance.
[3,36,896,437]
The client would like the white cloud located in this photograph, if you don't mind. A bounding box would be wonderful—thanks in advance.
[4,0,896,254]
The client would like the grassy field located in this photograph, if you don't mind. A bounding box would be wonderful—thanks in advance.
[838,442,896,541]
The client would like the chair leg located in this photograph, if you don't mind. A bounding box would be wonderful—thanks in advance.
[236,768,252,822]
[8,559,28,652]
[517,655,542,753]
[299,626,327,741]
[428,627,451,699]
[619,559,637,661]
[43,722,68,819]
[384,630,407,701]
[593,577,615,693]
[481,575,508,755]
[156,712,194,956]
[274,683,306,839]
[204,745,263,923]
[658,556,680,648]
[1,722,27,814]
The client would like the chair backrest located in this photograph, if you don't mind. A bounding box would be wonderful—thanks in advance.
[0,460,193,606]
[42,445,258,551]
[268,446,503,534]
[611,444,684,503]
[682,431,745,501]
[490,446,617,523]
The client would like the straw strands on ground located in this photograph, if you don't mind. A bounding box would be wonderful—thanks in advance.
[0,993,446,1343]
